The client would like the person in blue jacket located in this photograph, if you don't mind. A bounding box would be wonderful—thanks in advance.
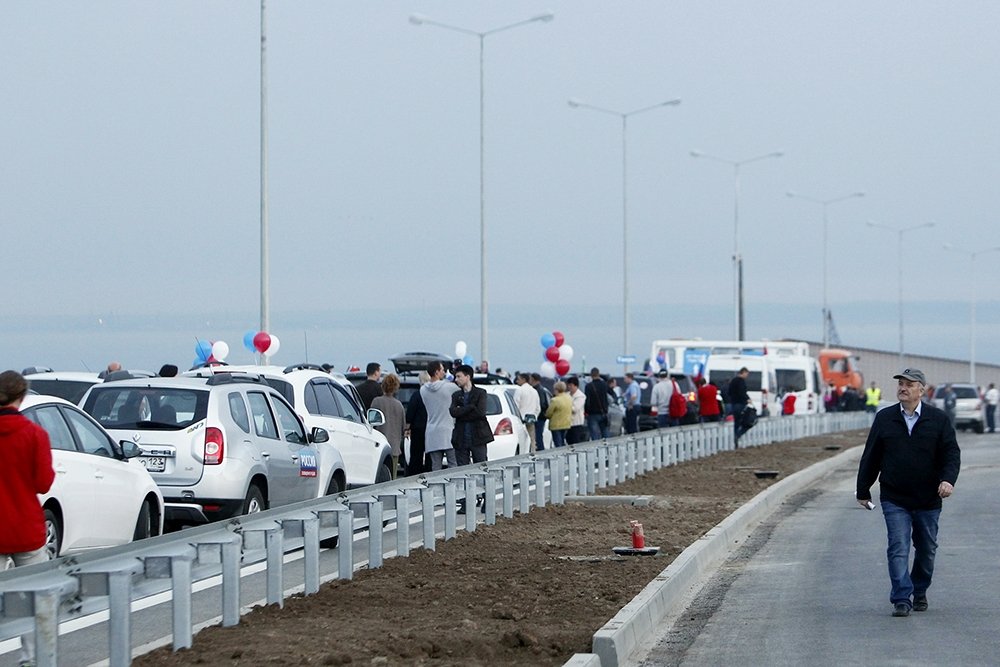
[856,368,960,618]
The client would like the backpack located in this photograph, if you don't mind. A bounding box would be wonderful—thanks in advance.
[668,380,687,418]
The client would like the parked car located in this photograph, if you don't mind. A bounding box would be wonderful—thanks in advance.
[189,364,392,490]
[24,369,103,404]
[20,394,165,557]
[81,373,334,525]
[932,383,985,433]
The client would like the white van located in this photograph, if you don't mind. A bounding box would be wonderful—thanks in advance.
[704,354,778,417]
[770,355,823,414]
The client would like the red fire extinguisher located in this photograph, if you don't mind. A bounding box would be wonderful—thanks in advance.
[630,520,645,549]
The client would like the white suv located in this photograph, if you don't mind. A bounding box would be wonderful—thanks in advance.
[190,364,393,489]
[81,373,340,524]
[932,383,985,434]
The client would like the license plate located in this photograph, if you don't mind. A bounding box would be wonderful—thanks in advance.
[139,456,166,473]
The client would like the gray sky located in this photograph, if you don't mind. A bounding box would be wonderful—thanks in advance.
[4,2,1000,374]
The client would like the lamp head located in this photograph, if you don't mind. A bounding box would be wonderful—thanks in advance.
[533,12,555,22]
[567,98,582,108]
[408,14,426,26]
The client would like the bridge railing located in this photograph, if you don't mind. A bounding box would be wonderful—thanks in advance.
[0,412,870,667]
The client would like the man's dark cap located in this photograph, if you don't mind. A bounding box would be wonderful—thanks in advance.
[893,368,926,385]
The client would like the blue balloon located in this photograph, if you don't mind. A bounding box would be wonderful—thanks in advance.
[195,340,213,362]
[243,330,258,353]
[463,355,474,366]
[540,333,556,349]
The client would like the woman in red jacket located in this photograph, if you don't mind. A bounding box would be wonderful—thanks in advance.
[0,369,56,667]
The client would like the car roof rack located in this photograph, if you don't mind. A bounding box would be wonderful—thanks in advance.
[282,363,326,374]
[22,366,54,375]
[104,369,156,382]
[205,372,266,386]
[189,361,231,371]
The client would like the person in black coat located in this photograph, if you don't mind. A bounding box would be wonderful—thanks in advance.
[404,372,430,475]
[449,364,494,465]
[727,367,751,445]
[856,368,960,618]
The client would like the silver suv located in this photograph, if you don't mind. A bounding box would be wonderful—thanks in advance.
[189,364,393,489]
[81,373,339,524]
[932,383,985,434]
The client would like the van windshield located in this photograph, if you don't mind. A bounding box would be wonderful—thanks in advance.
[776,369,807,392]
[709,370,762,392]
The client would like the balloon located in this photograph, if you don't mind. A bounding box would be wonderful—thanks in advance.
[555,359,571,376]
[552,331,565,347]
[558,344,574,362]
[211,341,230,362]
[455,340,467,358]
[263,334,281,357]
[253,331,271,354]
[540,332,556,349]
[540,361,556,378]
[462,354,474,366]
[195,340,212,362]
[545,346,560,362]
[243,330,258,352]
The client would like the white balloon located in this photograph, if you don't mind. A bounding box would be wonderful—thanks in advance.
[455,340,467,358]
[558,344,574,362]
[540,361,557,378]
[211,340,229,361]
[264,334,281,357]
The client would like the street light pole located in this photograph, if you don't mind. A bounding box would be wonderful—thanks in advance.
[943,244,1000,384]
[691,150,784,339]
[410,12,553,365]
[259,0,270,333]
[786,190,865,347]
[567,98,681,369]
[866,220,934,367]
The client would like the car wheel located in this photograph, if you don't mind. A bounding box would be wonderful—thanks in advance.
[974,421,985,434]
[243,485,266,515]
[375,462,392,484]
[325,476,341,496]
[43,509,61,559]
[132,500,153,541]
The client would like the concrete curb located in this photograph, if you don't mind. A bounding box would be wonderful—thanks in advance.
[585,445,863,667]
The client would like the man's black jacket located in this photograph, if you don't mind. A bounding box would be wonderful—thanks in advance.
[856,401,960,510]
[449,386,495,449]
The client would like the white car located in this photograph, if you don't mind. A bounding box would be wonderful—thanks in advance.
[487,385,530,459]
[188,365,393,490]
[20,394,165,557]
[24,369,103,405]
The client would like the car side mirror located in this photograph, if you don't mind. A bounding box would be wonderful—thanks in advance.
[310,427,329,444]
[120,441,143,459]
[367,408,385,427]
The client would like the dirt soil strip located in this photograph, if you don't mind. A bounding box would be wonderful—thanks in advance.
[134,430,865,667]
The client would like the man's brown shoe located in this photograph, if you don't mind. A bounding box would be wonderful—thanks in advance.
[913,596,928,612]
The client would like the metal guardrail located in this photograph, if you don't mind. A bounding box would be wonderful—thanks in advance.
[0,412,870,666]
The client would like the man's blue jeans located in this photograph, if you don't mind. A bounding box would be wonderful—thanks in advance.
[881,500,941,607]
[587,414,609,440]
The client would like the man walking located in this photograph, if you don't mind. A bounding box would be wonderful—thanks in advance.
[985,382,998,433]
[650,370,674,428]
[728,367,751,445]
[529,373,551,451]
[584,368,610,440]
[357,362,383,411]
[514,372,541,452]
[420,360,459,471]
[622,373,641,434]
[856,368,960,617]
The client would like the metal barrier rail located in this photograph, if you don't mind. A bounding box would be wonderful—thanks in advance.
[0,412,870,666]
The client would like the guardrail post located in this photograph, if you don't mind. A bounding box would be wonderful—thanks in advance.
[349,498,385,568]
[0,582,70,667]
[518,462,533,515]
[566,451,578,496]
[74,558,144,665]
[501,464,517,518]
[584,449,596,494]
[314,505,354,580]
[618,441,629,484]
[241,523,284,605]
[532,458,547,508]
[450,475,478,533]
[418,485,437,550]
[281,515,321,594]
[379,490,411,557]
[425,479,457,540]
[466,469,496,525]
[550,455,564,505]
[193,536,241,626]
[143,550,197,651]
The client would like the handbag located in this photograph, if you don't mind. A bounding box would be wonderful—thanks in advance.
[740,405,758,429]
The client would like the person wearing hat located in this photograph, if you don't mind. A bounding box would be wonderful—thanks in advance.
[856,368,960,618]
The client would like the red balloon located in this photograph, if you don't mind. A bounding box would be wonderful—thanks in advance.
[552,331,565,348]
[545,346,560,362]
[253,331,271,354]
[555,359,571,376]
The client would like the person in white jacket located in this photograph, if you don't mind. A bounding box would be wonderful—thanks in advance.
[514,372,541,452]
[420,360,459,470]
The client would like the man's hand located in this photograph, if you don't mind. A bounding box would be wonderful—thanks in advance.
[857,498,872,509]
[938,481,954,498]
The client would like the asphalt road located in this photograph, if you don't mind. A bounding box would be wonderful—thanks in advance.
[631,431,1000,667]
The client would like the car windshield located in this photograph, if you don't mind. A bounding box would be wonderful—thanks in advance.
[83,387,209,430]
[25,379,97,404]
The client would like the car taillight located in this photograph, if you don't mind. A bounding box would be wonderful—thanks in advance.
[687,392,697,402]
[494,418,513,436]
[204,427,225,465]
[650,406,659,416]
